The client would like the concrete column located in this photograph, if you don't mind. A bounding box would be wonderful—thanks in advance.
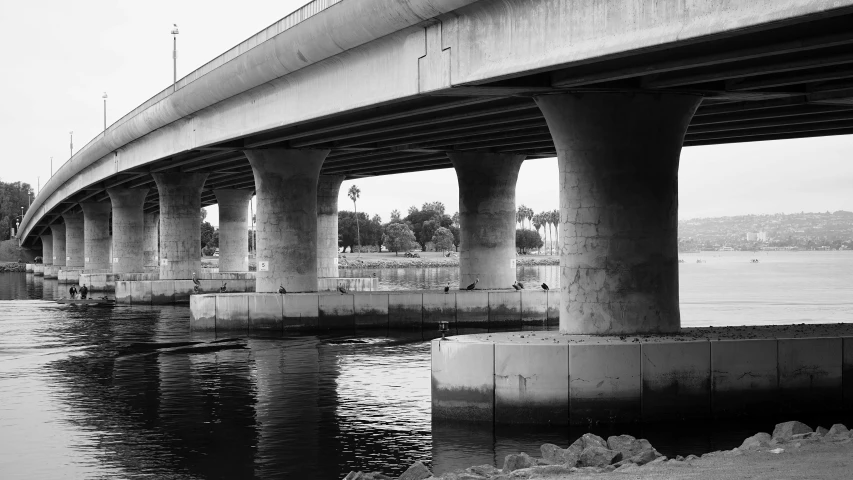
[213,189,253,272]
[244,149,328,293]
[152,173,208,280]
[317,175,344,278]
[82,202,112,272]
[108,188,149,273]
[449,152,525,290]
[50,223,67,266]
[40,234,53,265]
[143,212,160,269]
[535,92,701,335]
[62,212,84,268]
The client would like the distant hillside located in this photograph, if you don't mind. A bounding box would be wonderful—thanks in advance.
[0,238,39,263]
[679,211,853,251]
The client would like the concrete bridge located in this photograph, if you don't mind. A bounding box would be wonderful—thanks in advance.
[17,0,853,421]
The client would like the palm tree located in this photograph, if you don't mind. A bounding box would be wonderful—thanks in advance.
[348,185,361,254]
[550,209,560,254]
[525,207,534,232]
[516,204,527,230]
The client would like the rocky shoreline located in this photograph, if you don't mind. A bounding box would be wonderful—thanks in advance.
[338,256,559,269]
[0,262,26,273]
[343,420,852,480]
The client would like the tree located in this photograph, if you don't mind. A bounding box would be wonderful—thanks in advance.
[348,185,361,253]
[516,228,544,254]
[404,202,453,250]
[550,209,560,253]
[390,209,402,223]
[383,223,417,255]
[449,224,461,251]
[517,204,534,230]
[431,227,454,253]
[0,180,34,241]
[200,222,216,252]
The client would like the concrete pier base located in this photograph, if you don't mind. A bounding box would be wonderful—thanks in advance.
[431,325,853,425]
[57,268,83,284]
[44,265,60,279]
[82,202,112,272]
[213,189,253,272]
[189,289,560,332]
[317,175,344,278]
[33,264,44,276]
[25,264,34,273]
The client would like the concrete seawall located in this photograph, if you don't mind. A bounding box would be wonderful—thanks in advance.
[117,276,380,305]
[189,289,560,332]
[432,326,853,425]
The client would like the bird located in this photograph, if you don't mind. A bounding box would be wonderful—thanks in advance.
[511,281,521,291]
[541,283,549,291]
[193,284,200,294]
[279,285,286,294]
[444,282,450,294]
[338,285,348,295]
[219,283,227,293]
[192,272,200,286]
[466,278,479,291]
[516,281,525,289]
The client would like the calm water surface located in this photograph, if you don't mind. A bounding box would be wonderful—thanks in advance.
[1,251,851,479]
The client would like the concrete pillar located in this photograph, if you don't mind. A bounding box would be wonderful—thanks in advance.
[213,189,253,272]
[62,212,84,268]
[108,188,149,273]
[50,223,67,266]
[152,173,208,279]
[143,212,160,269]
[535,92,701,335]
[449,152,525,290]
[82,202,112,272]
[40,234,53,265]
[244,149,328,293]
[317,175,344,278]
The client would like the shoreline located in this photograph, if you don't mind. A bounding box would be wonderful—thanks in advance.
[344,421,853,480]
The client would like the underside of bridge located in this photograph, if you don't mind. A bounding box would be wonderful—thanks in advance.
[24,8,853,241]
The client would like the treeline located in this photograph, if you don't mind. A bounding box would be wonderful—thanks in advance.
[0,180,34,241]
[338,201,461,255]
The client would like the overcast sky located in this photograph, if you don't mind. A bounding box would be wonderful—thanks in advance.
[1,0,851,227]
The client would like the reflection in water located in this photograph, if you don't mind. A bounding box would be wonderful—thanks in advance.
[2,252,852,479]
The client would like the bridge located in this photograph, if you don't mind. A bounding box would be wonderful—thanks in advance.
[18,0,853,335]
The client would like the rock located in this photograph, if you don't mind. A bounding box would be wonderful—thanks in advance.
[399,461,432,480]
[571,433,607,452]
[685,454,699,461]
[539,443,578,466]
[606,435,660,465]
[816,426,829,436]
[502,453,536,473]
[343,472,362,480]
[828,424,849,436]
[577,446,621,468]
[772,421,813,442]
[740,432,772,449]
[465,465,500,477]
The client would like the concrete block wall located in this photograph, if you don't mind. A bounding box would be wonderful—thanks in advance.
[33,264,44,276]
[25,264,34,273]
[188,289,560,333]
[432,336,853,425]
[116,279,255,305]
[44,265,60,279]
[57,269,83,284]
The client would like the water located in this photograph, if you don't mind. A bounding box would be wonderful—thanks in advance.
[1,251,851,479]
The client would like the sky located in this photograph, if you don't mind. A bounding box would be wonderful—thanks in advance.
[1,0,851,227]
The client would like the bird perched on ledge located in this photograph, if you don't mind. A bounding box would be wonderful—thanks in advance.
[466,278,479,291]
[279,285,286,294]
[219,283,227,293]
[512,281,521,291]
[541,283,549,291]
[444,282,450,294]
[192,272,200,293]
[338,285,348,295]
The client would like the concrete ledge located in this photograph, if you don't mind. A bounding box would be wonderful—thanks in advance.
[25,263,34,273]
[319,277,379,292]
[33,264,44,275]
[187,289,560,332]
[431,325,853,425]
[44,265,59,279]
[57,268,83,284]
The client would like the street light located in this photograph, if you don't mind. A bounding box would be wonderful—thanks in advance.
[102,92,108,133]
[69,131,73,158]
[171,24,179,92]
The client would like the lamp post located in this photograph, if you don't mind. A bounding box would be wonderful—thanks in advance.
[69,131,73,158]
[171,24,179,92]
[102,92,108,133]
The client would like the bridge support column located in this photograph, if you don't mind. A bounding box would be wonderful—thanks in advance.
[143,212,159,271]
[449,152,525,290]
[244,149,328,293]
[108,188,149,274]
[82,202,112,272]
[40,234,53,265]
[50,224,67,267]
[317,175,344,278]
[62,212,84,268]
[535,92,701,334]
[213,189,253,272]
[152,173,208,280]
